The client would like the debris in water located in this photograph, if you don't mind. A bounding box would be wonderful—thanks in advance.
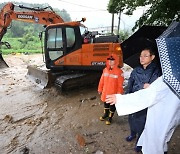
[76,134,86,147]
[3,114,13,123]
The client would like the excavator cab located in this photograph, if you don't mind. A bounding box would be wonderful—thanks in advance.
[44,24,84,71]
[43,21,123,72]
[39,23,123,91]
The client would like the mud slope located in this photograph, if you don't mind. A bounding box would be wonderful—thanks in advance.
[0,54,179,154]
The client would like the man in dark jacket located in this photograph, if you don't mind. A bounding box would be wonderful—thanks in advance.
[125,47,162,152]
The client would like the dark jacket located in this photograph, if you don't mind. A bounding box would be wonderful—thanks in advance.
[126,62,161,138]
[126,62,161,94]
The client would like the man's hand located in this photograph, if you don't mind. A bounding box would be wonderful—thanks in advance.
[98,91,102,95]
[143,83,150,89]
[105,94,117,105]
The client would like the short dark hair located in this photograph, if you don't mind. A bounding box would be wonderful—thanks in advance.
[107,56,115,60]
[142,47,155,56]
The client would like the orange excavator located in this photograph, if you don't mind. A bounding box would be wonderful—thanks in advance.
[0,2,123,91]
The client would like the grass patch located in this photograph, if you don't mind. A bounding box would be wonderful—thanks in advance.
[1,37,42,54]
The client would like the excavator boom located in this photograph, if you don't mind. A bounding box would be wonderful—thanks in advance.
[0,2,64,69]
[0,2,64,40]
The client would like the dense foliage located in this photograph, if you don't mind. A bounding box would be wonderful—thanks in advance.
[107,0,180,31]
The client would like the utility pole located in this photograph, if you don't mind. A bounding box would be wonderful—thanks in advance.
[117,10,121,34]
[111,13,114,35]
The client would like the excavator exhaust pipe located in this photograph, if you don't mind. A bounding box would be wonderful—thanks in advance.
[0,53,8,68]
[27,65,55,89]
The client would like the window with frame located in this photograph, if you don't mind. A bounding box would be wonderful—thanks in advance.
[66,28,75,48]
[47,28,64,60]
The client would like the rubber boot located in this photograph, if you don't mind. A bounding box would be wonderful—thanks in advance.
[99,108,109,121]
[106,111,114,125]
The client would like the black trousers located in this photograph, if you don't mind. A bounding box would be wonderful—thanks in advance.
[128,108,147,142]
[104,102,116,112]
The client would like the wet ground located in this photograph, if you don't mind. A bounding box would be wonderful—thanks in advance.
[0,54,179,154]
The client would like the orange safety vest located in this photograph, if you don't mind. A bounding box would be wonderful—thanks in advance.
[98,66,124,102]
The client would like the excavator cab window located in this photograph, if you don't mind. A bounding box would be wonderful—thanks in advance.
[66,28,75,48]
[47,28,63,49]
[46,27,64,61]
[46,27,76,61]
[80,26,87,35]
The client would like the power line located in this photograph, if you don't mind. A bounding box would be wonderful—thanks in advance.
[57,10,107,13]
[57,0,106,11]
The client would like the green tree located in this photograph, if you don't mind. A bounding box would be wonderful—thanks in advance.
[108,0,180,31]
[108,0,127,13]
[119,30,130,41]
[107,0,129,34]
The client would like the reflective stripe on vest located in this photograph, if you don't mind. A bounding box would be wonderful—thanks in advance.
[103,73,118,78]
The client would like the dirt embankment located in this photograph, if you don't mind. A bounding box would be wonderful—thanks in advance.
[0,54,179,154]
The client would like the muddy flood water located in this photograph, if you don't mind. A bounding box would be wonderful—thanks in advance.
[0,54,179,154]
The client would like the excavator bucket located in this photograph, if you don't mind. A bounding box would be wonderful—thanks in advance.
[0,53,8,68]
[27,65,55,89]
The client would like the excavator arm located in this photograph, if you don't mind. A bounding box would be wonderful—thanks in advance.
[0,2,64,68]
[0,2,64,44]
